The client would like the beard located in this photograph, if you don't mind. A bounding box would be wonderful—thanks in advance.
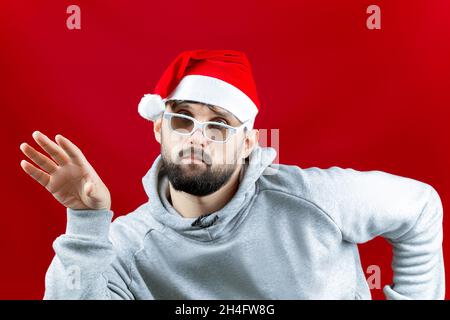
[160,145,239,197]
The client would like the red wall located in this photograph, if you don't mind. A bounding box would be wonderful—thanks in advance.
[1,0,449,299]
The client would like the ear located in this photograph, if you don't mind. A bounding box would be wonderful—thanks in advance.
[153,116,163,144]
[242,129,259,159]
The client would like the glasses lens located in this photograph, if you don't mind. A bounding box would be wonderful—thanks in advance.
[171,115,194,134]
[205,123,229,142]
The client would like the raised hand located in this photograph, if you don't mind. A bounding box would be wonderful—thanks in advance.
[19,131,111,211]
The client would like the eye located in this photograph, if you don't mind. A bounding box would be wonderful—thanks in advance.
[177,110,192,117]
[214,118,228,125]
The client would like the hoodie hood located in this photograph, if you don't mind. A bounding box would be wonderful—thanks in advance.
[141,145,277,241]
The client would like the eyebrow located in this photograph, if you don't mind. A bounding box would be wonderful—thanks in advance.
[173,102,233,119]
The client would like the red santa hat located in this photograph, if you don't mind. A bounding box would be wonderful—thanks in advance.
[138,49,260,128]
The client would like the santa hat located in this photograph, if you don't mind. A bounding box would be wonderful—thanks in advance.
[138,49,260,128]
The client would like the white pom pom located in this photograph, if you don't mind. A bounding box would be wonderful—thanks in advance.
[137,94,166,121]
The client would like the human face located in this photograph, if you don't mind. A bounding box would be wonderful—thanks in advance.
[154,100,256,196]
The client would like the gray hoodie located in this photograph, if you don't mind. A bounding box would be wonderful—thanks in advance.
[44,146,445,299]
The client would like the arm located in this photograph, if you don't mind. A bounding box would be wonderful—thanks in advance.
[19,131,133,298]
[302,166,445,299]
[44,208,135,299]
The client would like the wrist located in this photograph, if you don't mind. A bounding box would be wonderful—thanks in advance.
[65,207,113,241]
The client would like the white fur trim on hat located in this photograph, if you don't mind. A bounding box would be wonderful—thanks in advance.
[166,75,258,123]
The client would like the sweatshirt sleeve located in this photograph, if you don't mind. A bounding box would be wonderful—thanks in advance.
[43,208,135,300]
[302,166,445,300]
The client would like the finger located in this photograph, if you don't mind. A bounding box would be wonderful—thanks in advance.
[19,142,58,174]
[83,181,94,197]
[83,181,107,208]
[32,131,70,166]
[54,134,87,166]
[20,159,51,188]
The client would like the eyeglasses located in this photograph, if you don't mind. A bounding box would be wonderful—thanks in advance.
[163,112,250,143]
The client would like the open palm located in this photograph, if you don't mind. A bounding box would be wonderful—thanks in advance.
[19,131,111,211]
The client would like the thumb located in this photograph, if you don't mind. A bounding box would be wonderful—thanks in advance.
[82,180,110,210]
[83,181,94,197]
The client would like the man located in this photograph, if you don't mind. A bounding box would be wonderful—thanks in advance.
[19,49,444,299]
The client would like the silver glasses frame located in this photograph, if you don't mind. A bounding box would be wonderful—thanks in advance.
[163,111,251,143]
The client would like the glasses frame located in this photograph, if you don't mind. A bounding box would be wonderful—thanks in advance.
[163,111,251,143]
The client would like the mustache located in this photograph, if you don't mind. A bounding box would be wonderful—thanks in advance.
[178,147,212,165]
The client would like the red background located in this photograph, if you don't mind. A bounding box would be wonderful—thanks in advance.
[1,0,449,299]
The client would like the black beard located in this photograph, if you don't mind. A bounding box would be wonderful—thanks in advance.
[160,156,237,196]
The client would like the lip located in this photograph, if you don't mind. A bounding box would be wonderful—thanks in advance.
[180,156,205,164]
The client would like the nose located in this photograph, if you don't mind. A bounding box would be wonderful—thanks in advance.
[187,127,208,147]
